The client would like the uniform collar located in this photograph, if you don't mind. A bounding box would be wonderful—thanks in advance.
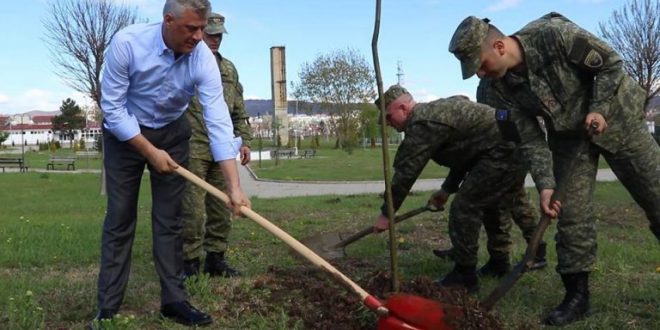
[512,34,544,77]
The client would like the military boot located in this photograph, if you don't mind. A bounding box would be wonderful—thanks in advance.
[183,258,200,279]
[434,264,479,293]
[204,252,241,278]
[529,241,548,270]
[478,257,511,278]
[544,272,591,326]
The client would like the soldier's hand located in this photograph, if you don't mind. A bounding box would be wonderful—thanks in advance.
[239,146,251,165]
[429,189,450,209]
[584,113,607,135]
[373,214,390,233]
[540,188,561,219]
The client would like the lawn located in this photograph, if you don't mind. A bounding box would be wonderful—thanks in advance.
[0,173,657,329]
[250,146,450,181]
[248,144,611,181]
[2,143,612,182]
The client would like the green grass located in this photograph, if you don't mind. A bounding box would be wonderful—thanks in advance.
[250,146,449,181]
[1,143,611,181]
[0,173,657,329]
[250,146,611,181]
[0,148,102,171]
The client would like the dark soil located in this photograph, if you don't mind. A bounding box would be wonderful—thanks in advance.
[221,257,501,330]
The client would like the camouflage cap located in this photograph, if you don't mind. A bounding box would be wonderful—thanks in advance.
[375,84,410,110]
[375,85,410,125]
[205,12,227,35]
[448,16,489,79]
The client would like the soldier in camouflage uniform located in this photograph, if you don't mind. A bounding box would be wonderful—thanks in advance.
[181,13,252,278]
[373,85,543,291]
[449,13,660,326]
[433,79,549,273]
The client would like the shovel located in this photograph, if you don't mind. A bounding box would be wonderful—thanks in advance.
[480,210,552,310]
[480,122,600,311]
[302,203,443,260]
[176,166,459,330]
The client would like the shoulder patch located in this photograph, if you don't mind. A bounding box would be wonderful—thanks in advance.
[583,49,603,69]
[568,35,608,72]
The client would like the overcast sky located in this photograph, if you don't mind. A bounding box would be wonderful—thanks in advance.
[0,0,625,115]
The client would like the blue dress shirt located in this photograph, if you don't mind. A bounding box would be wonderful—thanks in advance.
[101,22,239,161]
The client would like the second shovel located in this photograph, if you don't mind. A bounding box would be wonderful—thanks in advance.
[302,203,442,260]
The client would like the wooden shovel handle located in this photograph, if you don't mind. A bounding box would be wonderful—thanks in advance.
[335,204,443,249]
[175,166,386,312]
[479,213,551,311]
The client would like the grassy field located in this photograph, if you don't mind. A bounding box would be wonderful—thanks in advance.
[250,146,450,181]
[0,148,102,171]
[2,143,613,182]
[247,142,611,181]
[0,173,657,329]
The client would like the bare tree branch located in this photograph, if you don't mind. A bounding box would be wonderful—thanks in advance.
[42,0,141,195]
[42,0,141,108]
[599,0,660,107]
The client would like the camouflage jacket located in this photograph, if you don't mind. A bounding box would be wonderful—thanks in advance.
[481,12,647,190]
[382,96,517,213]
[187,53,252,160]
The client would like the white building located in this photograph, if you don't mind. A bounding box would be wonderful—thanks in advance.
[0,113,101,147]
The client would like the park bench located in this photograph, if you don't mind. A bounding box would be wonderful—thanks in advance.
[272,149,296,159]
[47,156,76,171]
[300,149,316,159]
[0,157,28,173]
[75,150,100,159]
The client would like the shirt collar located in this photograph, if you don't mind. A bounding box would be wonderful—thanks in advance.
[156,23,172,56]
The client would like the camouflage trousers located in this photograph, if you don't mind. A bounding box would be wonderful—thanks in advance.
[550,120,660,274]
[181,157,233,260]
[449,146,532,266]
[482,187,538,261]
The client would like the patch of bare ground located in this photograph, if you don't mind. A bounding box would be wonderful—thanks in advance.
[217,257,501,329]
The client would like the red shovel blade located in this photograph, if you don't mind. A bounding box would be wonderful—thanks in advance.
[377,294,461,330]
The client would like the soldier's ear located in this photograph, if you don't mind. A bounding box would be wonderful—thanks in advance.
[493,39,505,55]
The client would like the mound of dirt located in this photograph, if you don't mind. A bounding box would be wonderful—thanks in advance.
[227,258,501,329]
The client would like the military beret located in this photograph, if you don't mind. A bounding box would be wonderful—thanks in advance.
[448,16,489,79]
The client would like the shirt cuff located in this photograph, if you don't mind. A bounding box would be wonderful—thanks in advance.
[103,116,141,142]
[211,137,242,161]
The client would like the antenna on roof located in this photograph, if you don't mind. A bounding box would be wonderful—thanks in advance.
[396,60,404,86]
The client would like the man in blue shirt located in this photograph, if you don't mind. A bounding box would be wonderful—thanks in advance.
[93,0,250,327]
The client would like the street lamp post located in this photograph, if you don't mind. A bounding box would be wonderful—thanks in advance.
[294,100,299,154]
[20,115,25,166]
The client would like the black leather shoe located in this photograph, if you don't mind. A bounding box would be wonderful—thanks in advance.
[184,258,200,278]
[204,252,241,278]
[160,301,212,326]
[432,248,454,260]
[89,309,117,330]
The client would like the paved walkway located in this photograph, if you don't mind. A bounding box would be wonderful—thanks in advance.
[11,165,619,199]
[240,166,619,198]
